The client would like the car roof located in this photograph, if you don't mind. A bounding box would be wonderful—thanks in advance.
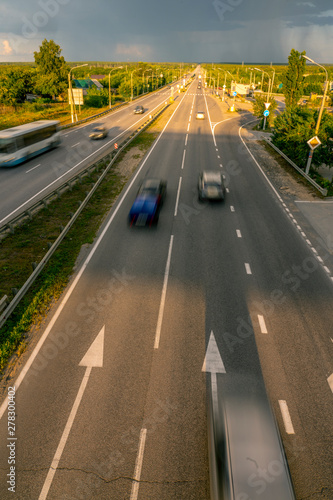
[202,171,222,182]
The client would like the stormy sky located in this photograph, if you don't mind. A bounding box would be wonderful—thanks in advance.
[0,0,332,63]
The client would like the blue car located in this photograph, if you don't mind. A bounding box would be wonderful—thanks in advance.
[129,178,167,226]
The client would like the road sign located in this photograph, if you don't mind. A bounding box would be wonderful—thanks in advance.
[68,88,84,105]
[264,102,271,109]
[263,110,269,117]
[233,91,237,96]
[307,136,321,150]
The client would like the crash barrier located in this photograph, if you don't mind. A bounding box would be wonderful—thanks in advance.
[0,103,170,329]
[264,138,328,196]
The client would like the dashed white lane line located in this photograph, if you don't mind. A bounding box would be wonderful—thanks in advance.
[185,133,188,146]
[154,235,174,349]
[230,206,235,212]
[258,315,267,333]
[174,177,182,216]
[26,164,41,173]
[324,266,330,273]
[278,400,295,434]
[226,188,229,193]
[236,229,242,238]
[187,123,190,132]
[71,142,80,148]
[130,428,147,500]
[181,149,186,170]
[245,263,252,274]
[328,374,333,393]
[219,164,223,167]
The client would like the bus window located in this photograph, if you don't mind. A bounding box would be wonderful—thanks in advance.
[0,139,17,154]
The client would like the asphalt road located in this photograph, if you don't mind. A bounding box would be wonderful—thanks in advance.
[0,77,332,499]
[0,85,174,227]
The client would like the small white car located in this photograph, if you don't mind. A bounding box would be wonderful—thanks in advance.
[196,111,205,119]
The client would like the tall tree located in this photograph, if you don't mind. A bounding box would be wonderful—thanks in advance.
[252,95,278,129]
[282,49,306,109]
[34,39,68,98]
[0,67,36,106]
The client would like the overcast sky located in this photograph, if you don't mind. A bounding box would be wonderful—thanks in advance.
[0,0,332,63]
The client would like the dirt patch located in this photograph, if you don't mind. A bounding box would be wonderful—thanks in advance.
[114,146,146,178]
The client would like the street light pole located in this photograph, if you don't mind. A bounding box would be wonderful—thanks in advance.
[68,63,88,123]
[303,55,329,174]
[108,66,123,110]
[130,69,139,101]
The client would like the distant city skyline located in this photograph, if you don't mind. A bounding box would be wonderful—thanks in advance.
[0,1,332,64]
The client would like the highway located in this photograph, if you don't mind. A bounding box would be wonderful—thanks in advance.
[0,76,332,499]
[0,86,173,227]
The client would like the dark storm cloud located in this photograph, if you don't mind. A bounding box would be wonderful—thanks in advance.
[0,0,332,62]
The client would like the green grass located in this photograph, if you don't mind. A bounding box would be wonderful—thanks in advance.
[0,100,125,130]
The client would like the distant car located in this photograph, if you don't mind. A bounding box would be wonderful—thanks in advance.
[89,125,108,139]
[196,111,205,119]
[198,171,226,201]
[129,178,167,226]
[134,105,144,114]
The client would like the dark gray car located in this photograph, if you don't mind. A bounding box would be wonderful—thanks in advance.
[198,171,226,201]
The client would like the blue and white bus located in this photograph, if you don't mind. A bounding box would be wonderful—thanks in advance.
[0,120,61,167]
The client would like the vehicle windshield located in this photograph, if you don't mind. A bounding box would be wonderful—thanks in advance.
[204,181,221,188]
[0,138,16,155]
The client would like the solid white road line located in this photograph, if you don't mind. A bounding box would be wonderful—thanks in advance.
[39,366,93,500]
[26,164,41,173]
[258,315,267,334]
[278,400,295,434]
[130,428,147,500]
[154,235,174,349]
[236,229,242,237]
[174,177,182,216]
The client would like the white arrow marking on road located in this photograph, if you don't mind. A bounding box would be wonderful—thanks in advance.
[39,326,105,500]
[202,331,226,416]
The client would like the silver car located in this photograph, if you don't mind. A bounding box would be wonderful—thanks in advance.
[89,125,108,140]
[198,171,226,201]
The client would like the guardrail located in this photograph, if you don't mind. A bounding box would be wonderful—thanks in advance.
[264,137,328,196]
[0,102,170,329]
